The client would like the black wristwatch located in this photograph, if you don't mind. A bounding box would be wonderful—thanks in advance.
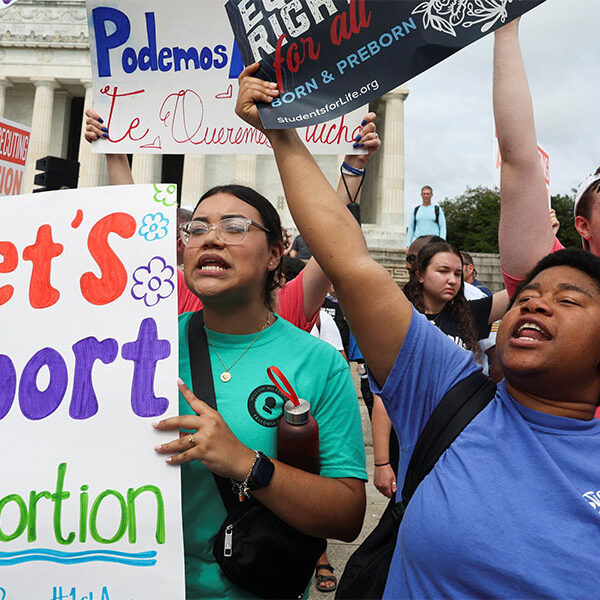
[247,451,275,491]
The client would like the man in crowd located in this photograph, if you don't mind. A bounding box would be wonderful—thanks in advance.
[406,186,447,248]
[461,251,493,296]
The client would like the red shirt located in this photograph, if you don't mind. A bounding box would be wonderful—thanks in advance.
[177,268,318,332]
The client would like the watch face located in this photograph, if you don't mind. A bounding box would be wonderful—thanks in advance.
[249,452,275,490]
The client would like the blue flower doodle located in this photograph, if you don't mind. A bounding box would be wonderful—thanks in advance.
[139,212,169,241]
[153,184,178,207]
[131,257,175,307]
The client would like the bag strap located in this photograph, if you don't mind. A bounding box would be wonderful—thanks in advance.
[434,204,440,226]
[413,205,419,230]
[187,310,239,512]
[397,370,496,517]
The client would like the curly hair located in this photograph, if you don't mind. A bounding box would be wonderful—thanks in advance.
[403,241,481,359]
[194,185,284,311]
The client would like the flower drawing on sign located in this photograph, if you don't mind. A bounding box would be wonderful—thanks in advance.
[412,0,511,37]
[139,212,169,241]
[153,184,178,207]
[131,257,175,307]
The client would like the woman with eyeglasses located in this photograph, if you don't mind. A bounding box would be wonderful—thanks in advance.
[84,118,369,600]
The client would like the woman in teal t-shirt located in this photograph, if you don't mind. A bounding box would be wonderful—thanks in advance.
[153,184,367,599]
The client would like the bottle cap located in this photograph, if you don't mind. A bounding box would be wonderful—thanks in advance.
[283,398,311,425]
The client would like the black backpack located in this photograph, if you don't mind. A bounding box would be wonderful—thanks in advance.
[336,371,497,599]
[413,204,440,231]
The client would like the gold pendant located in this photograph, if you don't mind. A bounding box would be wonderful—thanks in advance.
[220,371,232,383]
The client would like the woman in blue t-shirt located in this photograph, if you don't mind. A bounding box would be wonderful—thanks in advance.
[236,65,600,598]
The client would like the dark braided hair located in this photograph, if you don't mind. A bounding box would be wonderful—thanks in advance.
[404,241,481,359]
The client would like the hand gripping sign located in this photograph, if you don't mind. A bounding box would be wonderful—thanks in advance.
[226,0,548,129]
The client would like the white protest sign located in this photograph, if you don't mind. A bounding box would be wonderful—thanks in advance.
[0,117,30,197]
[86,0,366,155]
[0,185,184,599]
[0,0,20,10]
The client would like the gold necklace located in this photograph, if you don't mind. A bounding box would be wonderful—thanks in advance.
[206,314,271,383]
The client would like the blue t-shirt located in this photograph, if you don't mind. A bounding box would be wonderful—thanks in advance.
[371,308,600,598]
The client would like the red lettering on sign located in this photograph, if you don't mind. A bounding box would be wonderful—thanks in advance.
[330,0,372,46]
[100,85,150,143]
[80,213,136,306]
[0,241,18,306]
[22,225,64,309]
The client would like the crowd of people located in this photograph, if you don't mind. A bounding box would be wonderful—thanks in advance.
[79,15,600,600]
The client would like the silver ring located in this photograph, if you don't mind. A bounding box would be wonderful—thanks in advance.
[374,132,379,138]
[189,435,195,448]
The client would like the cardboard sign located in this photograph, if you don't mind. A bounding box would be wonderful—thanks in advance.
[86,0,365,154]
[0,185,184,599]
[226,0,548,129]
[0,118,30,197]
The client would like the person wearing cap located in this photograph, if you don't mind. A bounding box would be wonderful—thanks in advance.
[493,18,600,296]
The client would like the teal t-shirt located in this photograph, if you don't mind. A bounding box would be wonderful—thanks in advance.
[178,313,367,600]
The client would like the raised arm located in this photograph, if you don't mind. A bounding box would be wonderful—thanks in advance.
[84,109,134,186]
[302,114,381,321]
[494,18,554,278]
[236,65,412,387]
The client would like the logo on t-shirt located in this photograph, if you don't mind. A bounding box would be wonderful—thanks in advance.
[247,384,287,427]
[582,490,600,514]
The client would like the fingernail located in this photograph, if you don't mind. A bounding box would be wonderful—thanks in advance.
[154,444,162,451]
[359,143,365,148]
[354,135,361,142]
[361,120,367,126]
[98,118,104,124]
[177,377,184,386]
[102,133,109,138]
[101,127,108,133]
[269,82,278,88]
[353,143,359,148]
[152,421,160,428]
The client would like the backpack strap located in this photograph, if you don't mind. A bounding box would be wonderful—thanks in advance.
[187,310,239,512]
[395,370,496,519]
[413,205,419,230]
[434,205,440,226]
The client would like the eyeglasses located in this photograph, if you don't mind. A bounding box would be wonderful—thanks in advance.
[178,217,270,247]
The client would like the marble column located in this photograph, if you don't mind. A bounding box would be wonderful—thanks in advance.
[0,77,12,118]
[78,80,104,188]
[181,154,205,207]
[377,86,409,231]
[24,77,58,193]
[131,154,163,184]
[234,154,256,188]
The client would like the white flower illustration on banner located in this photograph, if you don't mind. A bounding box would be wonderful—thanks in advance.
[153,184,178,207]
[139,212,169,241]
[412,0,512,37]
[131,257,175,307]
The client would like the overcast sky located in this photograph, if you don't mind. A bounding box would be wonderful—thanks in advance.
[403,0,599,220]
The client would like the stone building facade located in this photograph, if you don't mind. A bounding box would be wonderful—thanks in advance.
[0,0,411,247]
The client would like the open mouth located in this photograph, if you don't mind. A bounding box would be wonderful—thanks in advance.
[197,255,230,273]
[511,320,552,342]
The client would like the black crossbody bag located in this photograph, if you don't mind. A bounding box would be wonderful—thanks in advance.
[187,310,326,599]
[336,370,497,599]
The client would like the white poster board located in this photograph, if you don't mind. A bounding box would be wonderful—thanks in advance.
[0,1,20,11]
[0,117,30,197]
[0,185,184,599]
[86,0,366,155]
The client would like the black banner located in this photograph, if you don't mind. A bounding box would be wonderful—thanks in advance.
[226,0,547,128]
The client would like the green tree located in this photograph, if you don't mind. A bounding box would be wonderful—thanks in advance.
[440,187,579,253]
[440,186,500,253]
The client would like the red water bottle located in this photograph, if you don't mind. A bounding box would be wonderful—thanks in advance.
[267,367,320,474]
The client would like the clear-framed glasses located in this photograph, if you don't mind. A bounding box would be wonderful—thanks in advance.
[178,217,270,247]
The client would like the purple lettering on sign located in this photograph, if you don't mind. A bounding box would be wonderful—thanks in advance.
[0,355,16,419]
[121,317,170,417]
[70,337,119,419]
[19,348,68,420]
